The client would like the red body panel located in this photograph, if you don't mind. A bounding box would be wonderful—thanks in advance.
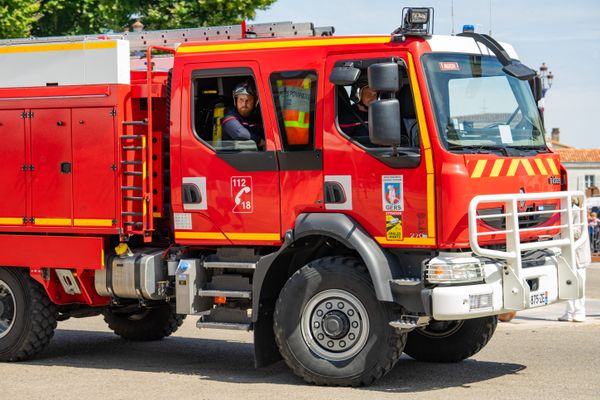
[0,109,27,223]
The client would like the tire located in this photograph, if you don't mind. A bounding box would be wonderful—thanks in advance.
[0,267,57,361]
[273,256,406,386]
[103,304,185,341]
[403,316,498,363]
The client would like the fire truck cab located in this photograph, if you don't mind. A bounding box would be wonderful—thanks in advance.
[0,8,589,386]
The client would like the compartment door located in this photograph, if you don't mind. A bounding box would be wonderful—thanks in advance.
[30,108,73,226]
[72,108,117,227]
[0,109,27,225]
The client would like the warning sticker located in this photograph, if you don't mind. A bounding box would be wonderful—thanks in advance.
[439,61,460,71]
[386,214,403,241]
[382,175,403,212]
[231,176,253,213]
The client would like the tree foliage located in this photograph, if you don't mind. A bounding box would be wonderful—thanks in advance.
[0,0,40,38]
[0,0,277,38]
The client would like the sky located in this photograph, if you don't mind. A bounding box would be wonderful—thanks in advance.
[254,0,600,148]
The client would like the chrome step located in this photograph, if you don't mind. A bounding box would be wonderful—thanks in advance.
[198,289,251,299]
[196,321,251,331]
[203,261,257,270]
[390,278,421,287]
[389,315,430,331]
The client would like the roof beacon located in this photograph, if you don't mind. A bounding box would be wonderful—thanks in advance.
[392,7,434,40]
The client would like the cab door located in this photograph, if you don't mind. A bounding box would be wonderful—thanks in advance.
[175,61,281,246]
[324,52,435,246]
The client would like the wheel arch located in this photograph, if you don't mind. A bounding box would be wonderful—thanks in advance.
[252,213,401,367]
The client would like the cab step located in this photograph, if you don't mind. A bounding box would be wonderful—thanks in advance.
[196,307,252,331]
[196,321,252,331]
[197,289,251,299]
[203,261,257,270]
[389,315,430,331]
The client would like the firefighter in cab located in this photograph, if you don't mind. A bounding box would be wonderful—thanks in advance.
[222,81,265,147]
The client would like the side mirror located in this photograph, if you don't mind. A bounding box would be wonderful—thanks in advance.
[529,75,543,103]
[329,65,361,86]
[369,99,402,146]
[368,63,400,92]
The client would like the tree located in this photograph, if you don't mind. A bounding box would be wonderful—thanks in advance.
[139,0,277,30]
[34,0,135,36]
[0,0,40,39]
[30,0,277,37]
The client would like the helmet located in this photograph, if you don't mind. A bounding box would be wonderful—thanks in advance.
[232,80,257,98]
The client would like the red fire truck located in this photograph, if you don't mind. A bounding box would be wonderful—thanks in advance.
[0,8,588,386]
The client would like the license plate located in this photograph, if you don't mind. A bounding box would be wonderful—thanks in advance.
[529,290,549,307]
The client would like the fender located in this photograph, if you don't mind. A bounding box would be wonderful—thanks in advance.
[252,212,399,316]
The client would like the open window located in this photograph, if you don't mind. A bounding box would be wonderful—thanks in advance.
[192,68,265,152]
[334,58,420,150]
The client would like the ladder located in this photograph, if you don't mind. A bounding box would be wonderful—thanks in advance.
[0,21,335,51]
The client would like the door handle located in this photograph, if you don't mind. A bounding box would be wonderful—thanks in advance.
[182,183,201,204]
[60,162,72,174]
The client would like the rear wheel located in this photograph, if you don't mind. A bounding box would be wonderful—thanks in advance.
[103,304,185,341]
[403,316,498,362]
[273,256,406,386]
[0,267,57,361]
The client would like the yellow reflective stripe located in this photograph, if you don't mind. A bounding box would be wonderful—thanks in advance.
[375,236,436,246]
[547,159,559,175]
[0,41,117,54]
[0,217,24,225]
[143,161,147,180]
[490,159,505,177]
[34,218,71,226]
[471,160,487,178]
[178,36,390,54]
[535,158,548,175]
[407,52,435,240]
[506,159,520,177]
[174,232,280,241]
[101,248,105,267]
[521,159,536,176]
[153,212,162,218]
[74,219,113,227]
[226,232,280,241]
[175,232,227,240]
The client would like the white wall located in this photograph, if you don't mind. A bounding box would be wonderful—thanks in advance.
[563,163,600,192]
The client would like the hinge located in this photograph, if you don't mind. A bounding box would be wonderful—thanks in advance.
[110,108,117,117]
[22,217,28,224]
[111,164,117,171]
[111,219,117,226]
[21,164,33,171]
[29,217,35,223]
[28,111,34,118]
[21,111,27,119]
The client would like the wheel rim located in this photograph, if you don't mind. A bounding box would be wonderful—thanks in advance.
[0,279,16,339]
[417,320,464,338]
[301,289,370,361]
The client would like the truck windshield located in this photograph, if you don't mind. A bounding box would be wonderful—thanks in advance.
[422,53,546,153]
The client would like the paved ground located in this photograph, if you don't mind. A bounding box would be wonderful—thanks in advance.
[2,265,599,399]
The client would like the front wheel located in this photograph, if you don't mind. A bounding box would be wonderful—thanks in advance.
[273,256,406,386]
[403,316,498,362]
[0,267,57,361]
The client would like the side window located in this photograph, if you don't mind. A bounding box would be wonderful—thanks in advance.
[335,59,420,149]
[192,69,265,152]
[270,70,317,151]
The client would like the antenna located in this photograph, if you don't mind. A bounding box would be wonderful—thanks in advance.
[489,0,493,36]
[451,0,455,35]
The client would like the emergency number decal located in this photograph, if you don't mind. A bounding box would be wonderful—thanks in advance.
[231,176,253,213]
[439,61,460,71]
[385,214,403,241]
[382,175,403,212]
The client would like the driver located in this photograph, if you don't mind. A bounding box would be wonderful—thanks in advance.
[222,80,265,147]
[339,79,378,138]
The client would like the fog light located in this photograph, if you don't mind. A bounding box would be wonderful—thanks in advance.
[469,293,493,310]
[407,8,430,24]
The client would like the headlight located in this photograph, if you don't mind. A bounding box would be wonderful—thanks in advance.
[425,257,484,284]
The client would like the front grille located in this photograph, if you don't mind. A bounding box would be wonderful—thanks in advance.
[477,204,557,230]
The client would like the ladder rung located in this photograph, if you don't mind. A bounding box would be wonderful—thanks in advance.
[122,120,148,126]
[121,160,143,165]
[124,196,144,201]
[120,135,144,139]
[121,186,143,191]
[123,171,143,176]
[122,146,144,151]
[124,222,143,227]
[122,212,143,216]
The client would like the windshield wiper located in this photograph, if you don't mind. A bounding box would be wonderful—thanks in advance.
[511,145,548,153]
[447,145,509,156]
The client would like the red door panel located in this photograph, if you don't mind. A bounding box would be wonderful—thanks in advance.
[30,108,73,224]
[72,108,116,225]
[0,109,27,223]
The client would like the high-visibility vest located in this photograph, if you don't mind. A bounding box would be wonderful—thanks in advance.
[275,78,311,145]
